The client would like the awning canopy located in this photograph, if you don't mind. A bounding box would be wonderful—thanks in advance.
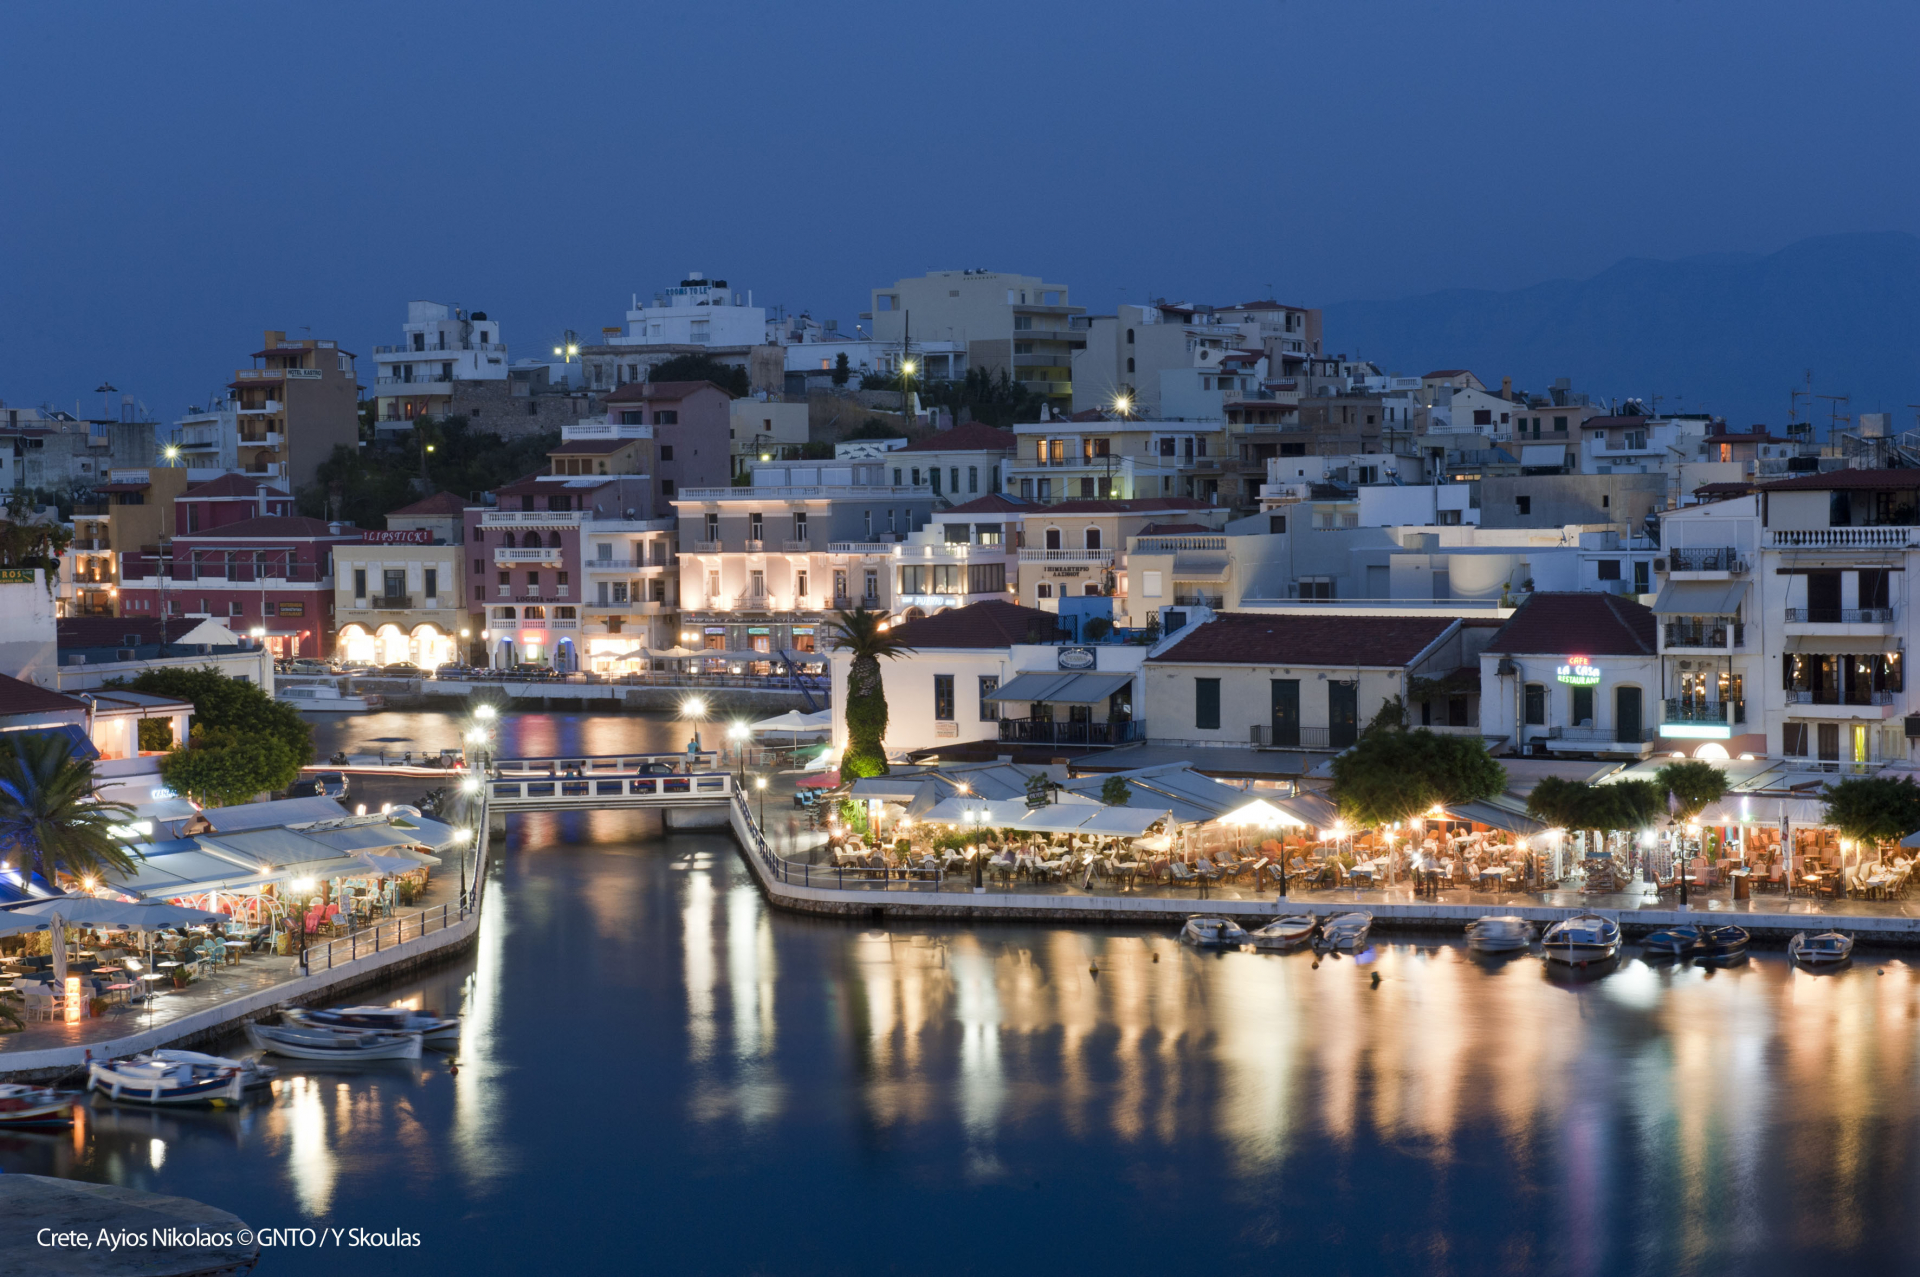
[1071,806,1173,837]
[1442,799,1547,835]
[984,671,1132,705]
[1519,443,1568,467]
[1271,790,1340,828]
[1784,635,1904,654]
[1651,580,1749,616]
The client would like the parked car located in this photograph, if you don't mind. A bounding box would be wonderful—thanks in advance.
[313,771,350,798]
[380,661,424,677]
[287,658,335,675]
[285,778,323,798]
[508,663,557,680]
[340,663,379,677]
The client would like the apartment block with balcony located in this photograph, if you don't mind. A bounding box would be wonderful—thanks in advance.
[333,492,470,669]
[58,506,115,618]
[224,331,359,492]
[117,490,356,660]
[1072,300,1313,419]
[1015,497,1225,615]
[670,461,935,657]
[370,301,509,426]
[891,422,1016,506]
[1006,415,1229,506]
[867,271,1085,409]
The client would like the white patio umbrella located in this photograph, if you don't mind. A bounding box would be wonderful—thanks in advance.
[11,897,225,928]
[49,911,65,990]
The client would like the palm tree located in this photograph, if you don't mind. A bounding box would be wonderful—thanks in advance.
[828,607,916,783]
[0,733,139,887]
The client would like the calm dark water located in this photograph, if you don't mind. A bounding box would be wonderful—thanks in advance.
[9,712,1920,1276]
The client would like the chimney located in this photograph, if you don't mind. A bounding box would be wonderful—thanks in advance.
[1501,376,1513,400]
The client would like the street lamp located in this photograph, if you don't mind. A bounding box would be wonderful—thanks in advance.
[681,696,708,760]
[728,722,750,782]
[755,775,767,829]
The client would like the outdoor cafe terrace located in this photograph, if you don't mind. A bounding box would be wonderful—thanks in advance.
[769,757,1920,914]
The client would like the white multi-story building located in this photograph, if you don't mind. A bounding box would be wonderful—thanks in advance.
[1005,415,1230,505]
[370,301,509,425]
[606,272,765,348]
[1653,470,1919,773]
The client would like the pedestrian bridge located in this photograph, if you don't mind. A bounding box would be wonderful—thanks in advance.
[487,752,735,825]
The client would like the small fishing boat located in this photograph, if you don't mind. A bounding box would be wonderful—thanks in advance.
[0,1082,78,1128]
[149,1049,276,1090]
[1695,924,1750,961]
[1541,913,1620,966]
[1320,912,1374,950]
[1180,916,1249,949]
[1249,914,1317,950]
[247,1022,422,1061]
[287,1005,460,1046]
[1465,915,1532,953]
[276,684,384,714]
[89,1054,249,1106]
[1641,924,1702,958]
[1789,931,1854,967]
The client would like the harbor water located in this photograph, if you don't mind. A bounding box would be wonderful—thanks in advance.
[6,712,1920,1275]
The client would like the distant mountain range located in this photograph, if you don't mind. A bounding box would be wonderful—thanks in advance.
[1320,232,1920,433]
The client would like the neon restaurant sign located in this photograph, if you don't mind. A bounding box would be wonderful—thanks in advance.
[1556,656,1601,686]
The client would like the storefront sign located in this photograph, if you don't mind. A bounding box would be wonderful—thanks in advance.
[1057,646,1096,671]
[1046,565,1088,576]
[704,626,727,634]
[0,568,34,584]
[747,626,771,635]
[1556,656,1600,686]
[359,530,431,545]
[1659,722,1731,740]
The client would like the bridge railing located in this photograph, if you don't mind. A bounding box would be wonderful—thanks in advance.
[732,790,942,892]
[494,751,720,776]
[492,771,734,801]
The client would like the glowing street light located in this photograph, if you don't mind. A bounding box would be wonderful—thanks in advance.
[474,703,497,722]
[755,775,768,828]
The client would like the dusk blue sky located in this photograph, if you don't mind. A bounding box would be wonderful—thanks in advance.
[5,1,1918,421]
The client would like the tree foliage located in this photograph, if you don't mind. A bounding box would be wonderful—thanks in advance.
[647,354,749,397]
[1099,775,1131,806]
[1655,760,1727,824]
[831,352,851,387]
[160,730,300,807]
[1525,776,1664,832]
[1330,727,1506,826]
[297,415,560,526]
[1821,775,1920,848]
[829,608,916,784]
[0,733,138,884]
[847,417,902,440]
[122,667,310,803]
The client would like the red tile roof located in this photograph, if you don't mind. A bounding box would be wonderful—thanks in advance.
[1137,522,1214,534]
[1149,613,1456,668]
[388,491,470,517]
[1484,592,1657,656]
[880,600,1066,649]
[602,380,728,403]
[1067,409,1111,423]
[184,474,290,499]
[0,673,86,718]
[940,494,1034,516]
[547,438,635,455]
[1759,468,1920,492]
[900,423,1017,454]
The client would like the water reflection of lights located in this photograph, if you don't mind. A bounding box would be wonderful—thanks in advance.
[1602,959,1664,1010]
[454,872,512,1187]
[148,1137,165,1170]
[286,1075,336,1215]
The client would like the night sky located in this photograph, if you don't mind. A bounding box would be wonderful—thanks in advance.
[4,1,1916,419]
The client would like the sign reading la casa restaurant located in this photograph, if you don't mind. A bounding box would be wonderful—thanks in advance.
[1556,656,1601,686]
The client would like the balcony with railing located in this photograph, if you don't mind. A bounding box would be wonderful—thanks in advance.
[1665,546,1746,574]
[827,542,903,555]
[996,719,1144,747]
[375,373,454,386]
[1172,593,1224,608]
[1663,621,1744,648]
[1786,689,1897,710]
[1249,724,1335,750]
[1134,536,1226,553]
[367,595,412,610]
[480,510,587,529]
[1545,725,1658,747]
[1662,699,1744,726]
[1770,527,1920,549]
[1017,548,1115,564]
[495,547,565,563]
[691,540,724,553]
[1784,607,1894,625]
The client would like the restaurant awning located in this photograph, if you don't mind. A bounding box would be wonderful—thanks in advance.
[983,672,1078,703]
[1071,806,1173,837]
[1519,443,1568,467]
[1784,635,1903,654]
[984,671,1133,705]
[1271,790,1340,828]
[1650,580,1749,616]
[1441,800,1547,835]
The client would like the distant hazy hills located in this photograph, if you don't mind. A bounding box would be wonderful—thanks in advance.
[1321,232,1920,432]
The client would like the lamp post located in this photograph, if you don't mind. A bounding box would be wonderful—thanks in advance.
[728,722,750,783]
[755,775,767,830]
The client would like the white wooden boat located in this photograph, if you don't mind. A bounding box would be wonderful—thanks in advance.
[1541,913,1620,966]
[1321,912,1374,950]
[288,1004,459,1045]
[247,1021,421,1061]
[1465,915,1532,953]
[1180,916,1249,948]
[1249,914,1317,950]
[276,684,384,714]
[0,1082,78,1127]
[1789,931,1854,967]
[89,1054,248,1106]
[149,1049,276,1090]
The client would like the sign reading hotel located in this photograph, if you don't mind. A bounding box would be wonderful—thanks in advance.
[359,530,432,545]
[1556,656,1600,686]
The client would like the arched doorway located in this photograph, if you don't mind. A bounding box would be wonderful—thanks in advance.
[335,624,374,666]
[374,624,409,666]
[409,624,455,670]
